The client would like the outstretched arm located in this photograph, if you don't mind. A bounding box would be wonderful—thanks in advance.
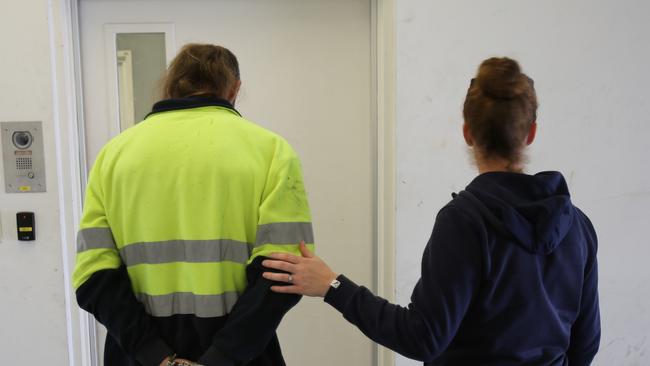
[263,206,483,362]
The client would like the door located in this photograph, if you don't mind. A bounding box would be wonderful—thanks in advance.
[79,0,376,365]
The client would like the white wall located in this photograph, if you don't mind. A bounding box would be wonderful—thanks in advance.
[395,1,650,365]
[0,0,72,363]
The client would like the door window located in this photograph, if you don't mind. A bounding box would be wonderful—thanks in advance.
[114,33,167,130]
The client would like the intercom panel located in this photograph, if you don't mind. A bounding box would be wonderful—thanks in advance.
[1,121,46,193]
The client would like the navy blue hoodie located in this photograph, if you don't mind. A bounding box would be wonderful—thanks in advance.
[325,171,600,365]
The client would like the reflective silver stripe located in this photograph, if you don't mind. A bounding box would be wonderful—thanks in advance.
[255,222,314,247]
[77,227,116,252]
[135,291,240,318]
[120,239,252,266]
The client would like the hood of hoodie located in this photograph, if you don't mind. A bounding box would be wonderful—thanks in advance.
[465,171,575,255]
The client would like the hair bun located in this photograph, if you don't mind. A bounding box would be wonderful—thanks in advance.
[476,57,525,99]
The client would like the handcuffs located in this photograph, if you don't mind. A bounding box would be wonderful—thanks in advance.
[166,354,204,366]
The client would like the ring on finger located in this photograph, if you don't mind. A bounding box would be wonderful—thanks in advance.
[288,274,293,283]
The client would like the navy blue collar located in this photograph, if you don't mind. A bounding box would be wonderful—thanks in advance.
[145,97,241,119]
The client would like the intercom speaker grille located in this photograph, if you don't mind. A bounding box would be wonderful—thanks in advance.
[2,121,46,193]
[16,157,33,170]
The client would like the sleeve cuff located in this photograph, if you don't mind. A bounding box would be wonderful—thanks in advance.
[134,337,173,366]
[198,345,237,366]
[324,274,359,313]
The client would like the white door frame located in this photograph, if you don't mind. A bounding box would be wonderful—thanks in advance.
[52,0,396,365]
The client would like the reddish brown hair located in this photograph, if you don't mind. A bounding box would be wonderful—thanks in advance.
[463,57,538,164]
[161,43,240,100]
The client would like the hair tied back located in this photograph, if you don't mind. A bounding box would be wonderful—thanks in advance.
[476,57,527,100]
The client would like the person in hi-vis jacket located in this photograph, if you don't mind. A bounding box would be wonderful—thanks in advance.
[73,43,314,366]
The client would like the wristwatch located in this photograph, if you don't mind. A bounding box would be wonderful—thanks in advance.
[330,277,341,289]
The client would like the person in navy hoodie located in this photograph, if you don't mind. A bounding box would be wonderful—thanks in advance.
[262,57,600,366]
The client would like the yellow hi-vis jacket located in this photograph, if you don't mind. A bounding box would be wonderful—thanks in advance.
[72,98,314,365]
